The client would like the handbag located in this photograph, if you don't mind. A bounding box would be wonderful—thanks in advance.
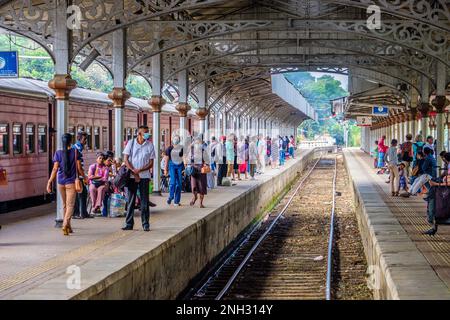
[113,138,135,191]
[201,164,211,174]
[74,149,83,193]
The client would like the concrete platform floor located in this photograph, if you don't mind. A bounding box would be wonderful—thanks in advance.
[0,150,308,299]
[345,148,450,294]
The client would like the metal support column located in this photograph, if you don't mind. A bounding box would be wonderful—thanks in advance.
[48,0,77,227]
[108,29,130,157]
[149,54,165,194]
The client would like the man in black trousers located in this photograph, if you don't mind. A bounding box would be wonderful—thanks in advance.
[217,135,227,186]
[72,131,92,219]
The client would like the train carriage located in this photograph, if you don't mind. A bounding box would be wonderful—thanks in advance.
[0,77,199,212]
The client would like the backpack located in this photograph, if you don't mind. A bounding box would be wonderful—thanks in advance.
[413,142,423,155]
[400,142,413,162]
[113,138,135,192]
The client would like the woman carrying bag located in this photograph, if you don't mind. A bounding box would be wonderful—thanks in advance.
[189,137,209,208]
[46,133,85,236]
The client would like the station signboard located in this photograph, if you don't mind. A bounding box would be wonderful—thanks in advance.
[372,106,388,116]
[0,51,18,78]
[356,116,372,127]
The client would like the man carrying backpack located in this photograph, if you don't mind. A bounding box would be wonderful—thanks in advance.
[399,134,413,180]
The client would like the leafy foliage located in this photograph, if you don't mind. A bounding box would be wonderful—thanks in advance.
[284,72,360,147]
[0,35,152,98]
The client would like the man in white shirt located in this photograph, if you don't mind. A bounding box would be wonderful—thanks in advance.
[122,125,155,231]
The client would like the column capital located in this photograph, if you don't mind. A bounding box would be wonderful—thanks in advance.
[48,74,77,100]
[196,107,209,120]
[176,102,191,117]
[410,108,418,120]
[431,95,449,113]
[149,95,166,112]
[108,87,131,108]
[418,102,431,118]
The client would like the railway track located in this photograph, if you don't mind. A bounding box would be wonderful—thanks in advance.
[187,152,372,300]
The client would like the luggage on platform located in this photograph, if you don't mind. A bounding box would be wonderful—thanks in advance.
[221,177,232,186]
[435,186,450,224]
[110,193,126,218]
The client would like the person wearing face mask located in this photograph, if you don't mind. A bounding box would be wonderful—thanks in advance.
[122,125,155,232]
[164,135,184,206]
[189,137,209,208]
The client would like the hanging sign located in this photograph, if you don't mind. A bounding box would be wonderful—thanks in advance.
[356,116,372,127]
[0,51,18,78]
[372,106,388,116]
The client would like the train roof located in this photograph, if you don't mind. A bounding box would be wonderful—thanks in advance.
[0,77,190,115]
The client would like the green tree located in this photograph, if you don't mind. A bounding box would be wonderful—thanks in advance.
[285,72,360,146]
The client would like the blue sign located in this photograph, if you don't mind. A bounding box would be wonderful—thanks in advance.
[0,51,18,78]
[372,106,388,116]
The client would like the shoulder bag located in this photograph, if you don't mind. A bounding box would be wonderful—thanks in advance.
[74,149,83,193]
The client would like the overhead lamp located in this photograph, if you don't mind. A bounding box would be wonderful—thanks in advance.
[79,48,100,71]
[163,89,175,103]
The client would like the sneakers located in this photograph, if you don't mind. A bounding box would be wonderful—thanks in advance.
[167,198,172,205]
[173,203,181,207]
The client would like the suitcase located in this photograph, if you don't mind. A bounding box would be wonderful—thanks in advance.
[221,177,232,186]
[435,186,450,224]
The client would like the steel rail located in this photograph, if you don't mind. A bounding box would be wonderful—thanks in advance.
[215,152,325,300]
[325,155,338,300]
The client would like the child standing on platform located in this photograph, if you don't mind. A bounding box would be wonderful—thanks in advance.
[372,140,379,169]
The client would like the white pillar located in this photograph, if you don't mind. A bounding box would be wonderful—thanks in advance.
[109,28,129,157]
[150,54,165,194]
[48,0,76,226]
[177,69,190,143]
[419,75,430,137]
[435,61,447,162]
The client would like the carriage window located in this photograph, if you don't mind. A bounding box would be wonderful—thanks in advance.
[123,128,127,143]
[77,125,84,134]
[86,126,92,150]
[0,123,9,155]
[126,128,132,142]
[102,127,108,150]
[94,126,100,150]
[38,124,47,153]
[13,123,23,155]
[26,123,35,154]
[68,126,75,136]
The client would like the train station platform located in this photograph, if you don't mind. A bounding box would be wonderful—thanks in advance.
[343,149,450,300]
[0,148,320,300]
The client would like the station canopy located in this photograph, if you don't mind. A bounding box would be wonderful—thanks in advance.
[0,0,449,127]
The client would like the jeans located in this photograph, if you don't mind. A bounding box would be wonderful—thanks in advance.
[74,179,88,217]
[424,185,436,224]
[168,161,183,204]
[289,147,294,158]
[410,174,431,195]
[102,192,110,217]
[279,150,285,166]
[377,152,385,168]
[125,178,150,228]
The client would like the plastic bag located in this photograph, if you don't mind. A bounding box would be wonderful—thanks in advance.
[110,193,126,218]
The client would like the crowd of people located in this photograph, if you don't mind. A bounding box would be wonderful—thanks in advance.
[46,128,297,236]
[371,133,450,235]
